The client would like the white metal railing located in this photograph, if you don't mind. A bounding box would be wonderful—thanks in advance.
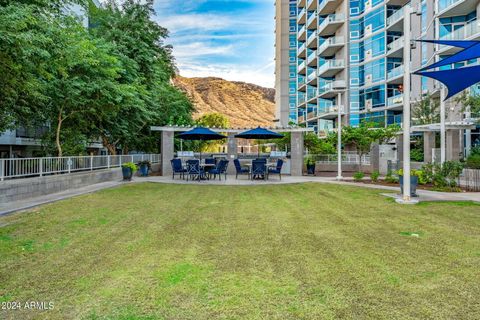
[308,153,371,165]
[387,94,404,106]
[438,0,462,13]
[0,154,161,181]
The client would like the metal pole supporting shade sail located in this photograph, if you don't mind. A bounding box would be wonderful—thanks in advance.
[235,127,284,156]
[177,127,227,161]
[414,40,480,100]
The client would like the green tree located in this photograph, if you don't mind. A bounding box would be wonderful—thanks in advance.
[412,93,440,125]
[195,113,229,152]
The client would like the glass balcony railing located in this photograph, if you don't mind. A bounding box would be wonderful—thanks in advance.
[318,59,345,74]
[307,70,317,82]
[298,8,306,21]
[319,80,346,94]
[318,36,344,52]
[318,14,345,31]
[386,7,404,27]
[387,94,404,106]
[297,60,306,72]
[298,42,306,54]
[440,20,480,41]
[307,88,317,100]
[298,75,306,86]
[387,36,404,52]
[307,31,317,46]
[438,0,462,12]
[307,11,317,27]
[298,92,306,102]
[387,65,404,79]
[298,25,306,38]
[307,50,317,63]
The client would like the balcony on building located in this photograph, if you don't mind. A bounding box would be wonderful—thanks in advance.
[306,68,318,86]
[306,10,318,30]
[318,0,342,15]
[307,49,318,67]
[386,65,404,84]
[298,0,307,9]
[318,80,346,98]
[317,59,345,77]
[438,19,480,54]
[307,86,318,103]
[385,0,409,7]
[386,93,404,110]
[318,14,345,36]
[386,7,404,32]
[438,0,478,18]
[307,0,317,11]
[298,75,307,92]
[317,105,345,120]
[298,7,307,24]
[307,30,318,48]
[298,24,307,41]
[297,59,307,75]
[318,36,344,56]
[386,36,404,58]
[297,41,307,59]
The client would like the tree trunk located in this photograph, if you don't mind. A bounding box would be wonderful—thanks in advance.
[56,111,63,157]
[101,136,117,155]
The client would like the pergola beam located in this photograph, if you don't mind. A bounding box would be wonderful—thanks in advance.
[150,126,314,133]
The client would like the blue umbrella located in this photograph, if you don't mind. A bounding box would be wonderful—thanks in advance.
[178,127,226,160]
[235,127,284,156]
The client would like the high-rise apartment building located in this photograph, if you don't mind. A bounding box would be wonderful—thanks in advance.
[275,0,480,153]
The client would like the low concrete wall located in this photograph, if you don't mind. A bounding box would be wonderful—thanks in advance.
[314,163,374,174]
[0,163,161,204]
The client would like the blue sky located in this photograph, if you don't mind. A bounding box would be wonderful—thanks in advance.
[153,0,275,87]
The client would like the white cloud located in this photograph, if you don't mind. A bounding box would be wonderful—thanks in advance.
[173,42,234,58]
[157,13,230,32]
[177,61,274,88]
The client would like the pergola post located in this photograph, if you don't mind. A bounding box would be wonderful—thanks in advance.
[227,133,238,174]
[161,130,174,176]
[290,132,304,176]
[423,132,435,163]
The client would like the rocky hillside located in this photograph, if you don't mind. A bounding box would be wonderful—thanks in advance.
[174,76,275,128]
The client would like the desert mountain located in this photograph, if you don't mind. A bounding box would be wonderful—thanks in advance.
[174,76,275,128]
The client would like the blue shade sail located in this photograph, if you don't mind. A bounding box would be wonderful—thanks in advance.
[413,40,480,99]
[177,127,226,141]
[416,65,480,100]
[235,127,284,140]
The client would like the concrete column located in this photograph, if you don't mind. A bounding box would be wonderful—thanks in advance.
[370,143,380,173]
[226,133,238,174]
[290,132,304,176]
[423,132,435,163]
[396,134,403,164]
[161,131,174,176]
[446,130,462,161]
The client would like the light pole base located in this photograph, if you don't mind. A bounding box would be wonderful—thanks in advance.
[395,197,419,205]
[336,175,343,181]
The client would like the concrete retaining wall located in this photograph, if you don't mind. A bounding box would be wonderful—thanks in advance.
[0,163,160,204]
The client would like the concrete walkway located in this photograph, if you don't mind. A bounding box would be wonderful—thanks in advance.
[1,176,479,216]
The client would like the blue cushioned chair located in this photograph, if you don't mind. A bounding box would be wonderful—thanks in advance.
[204,158,216,174]
[251,160,267,180]
[268,159,284,180]
[186,159,204,181]
[171,158,187,180]
[208,159,228,180]
[234,159,250,179]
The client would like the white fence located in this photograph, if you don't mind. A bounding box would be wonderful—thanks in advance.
[0,154,161,181]
[308,153,371,165]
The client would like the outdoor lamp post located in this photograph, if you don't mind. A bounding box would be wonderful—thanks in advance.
[336,92,343,180]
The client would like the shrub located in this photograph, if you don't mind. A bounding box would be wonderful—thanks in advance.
[370,170,380,182]
[122,162,138,173]
[470,146,480,156]
[466,154,480,169]
[420,161,464,188]
[137,160,151,169]
[410,148,424,162]
[385,169,399,183]
[304,155,315,166]
[353,171,365,182]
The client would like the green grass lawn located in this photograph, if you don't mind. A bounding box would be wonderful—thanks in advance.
[0,183,479,319]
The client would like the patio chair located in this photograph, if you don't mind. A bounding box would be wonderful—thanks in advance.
[268,159,284,180]
[208,159,228,181]
[234,159,250,179]
[186,159,204,181]
[204,158,216,174]
[171,158,187,180]
[251,160,267,180]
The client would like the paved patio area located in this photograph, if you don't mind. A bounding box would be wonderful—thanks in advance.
[1,175,479,216]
